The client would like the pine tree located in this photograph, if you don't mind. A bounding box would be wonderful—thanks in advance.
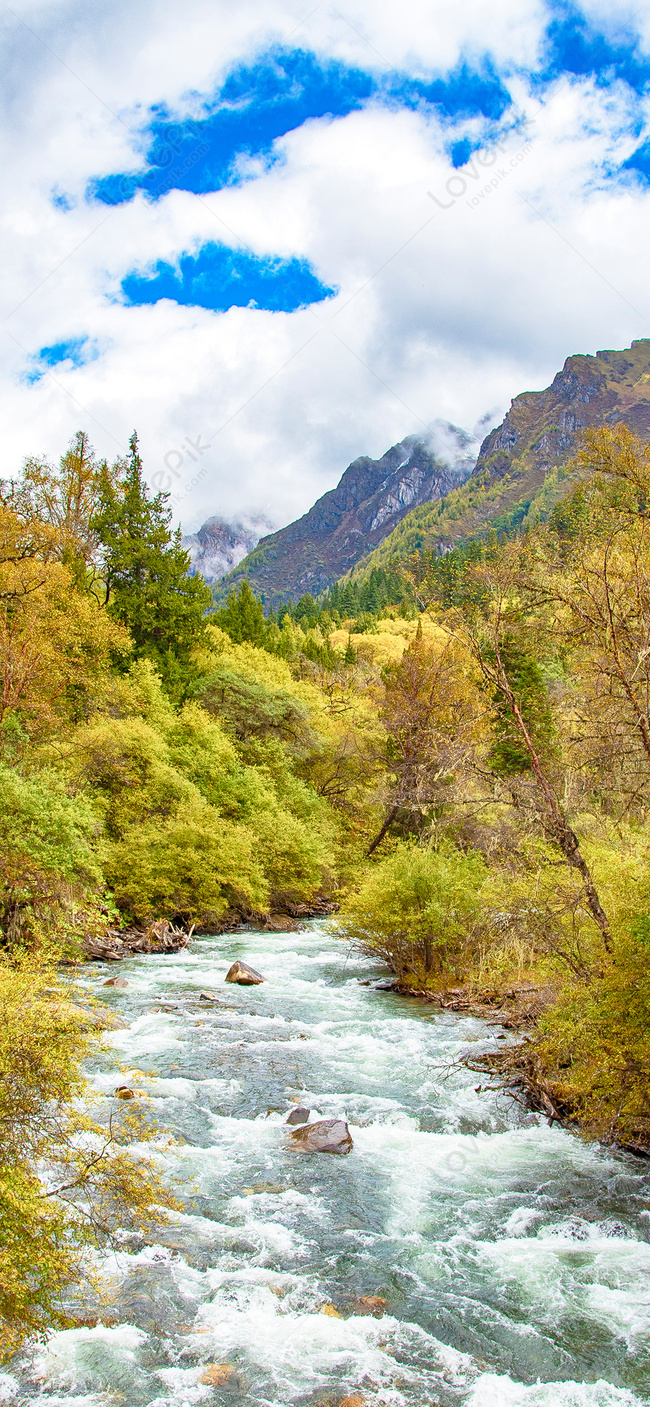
[340,582,357,618]
[93,432,211,694]
[295,593,317,624]
[213,580,266,645]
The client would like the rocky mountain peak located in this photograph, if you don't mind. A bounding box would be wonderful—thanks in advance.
[216,423,478,608]
[473,341,650,485]
[182,516,266,583]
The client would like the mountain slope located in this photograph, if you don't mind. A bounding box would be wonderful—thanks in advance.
[182,517,265,582]
[217,427,476,608]
[347,339,650,585]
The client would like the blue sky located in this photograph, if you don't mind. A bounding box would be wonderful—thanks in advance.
[2,0,650,531]
[91,48,512,315]
[26,337,95,383]
[83,14,650,320]
[121,243,336,313]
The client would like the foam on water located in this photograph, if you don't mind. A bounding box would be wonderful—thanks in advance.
[11,924,650,1406]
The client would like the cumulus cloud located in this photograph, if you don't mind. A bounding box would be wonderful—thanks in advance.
[1,0,649,533]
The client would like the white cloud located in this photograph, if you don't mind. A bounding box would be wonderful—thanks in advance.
[0,0,649,534]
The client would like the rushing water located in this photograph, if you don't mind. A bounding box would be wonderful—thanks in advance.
[6,922,650,1407]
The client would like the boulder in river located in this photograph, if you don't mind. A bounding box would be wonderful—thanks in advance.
[225,960,265,985]
[289,1118,353,1155]
[115,1086,136,1100]
[103,976,128,989]
[286,1106,310,1125]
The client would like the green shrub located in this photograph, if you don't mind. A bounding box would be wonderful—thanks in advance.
[338,841,487,985]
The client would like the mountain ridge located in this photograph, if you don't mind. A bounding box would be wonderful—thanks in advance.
[345,339,650,587]
[214,423,477,608]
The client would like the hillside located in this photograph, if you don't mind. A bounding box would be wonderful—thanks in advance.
[216,427,475,609]
[347,339,650,584]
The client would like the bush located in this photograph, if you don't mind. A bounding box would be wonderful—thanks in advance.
[0,764,101,949]
[338,841,487,985]
[537,920,650,1147]
[104,799,267,922]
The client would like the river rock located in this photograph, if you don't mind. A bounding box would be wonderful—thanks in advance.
[103,976,128,989]
[289,1118,353,1155]
[286,1106,310,1125]
[353,1295,387,1316]
[225,960,265,985]
[115,1086,135,1100]
[198,1365,235,1386]
[61,1001,128,1031]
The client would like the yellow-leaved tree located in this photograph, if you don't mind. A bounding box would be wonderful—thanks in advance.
[0,959,179,1360]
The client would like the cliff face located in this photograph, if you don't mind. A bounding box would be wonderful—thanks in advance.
[218,427,476,607]
[474,341,650,484]
[182,517,263,583]
[347,339,650,584]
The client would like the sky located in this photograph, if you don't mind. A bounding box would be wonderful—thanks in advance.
[2,0,650,534]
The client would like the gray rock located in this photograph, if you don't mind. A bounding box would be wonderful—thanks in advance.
[103,976,129,989]
[286,1106,310,1125]
[225,961,265,985]
[289,1118,353,1155]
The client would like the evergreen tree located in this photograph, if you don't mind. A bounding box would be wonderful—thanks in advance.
[93,433,211,694]
[487,634,556,777]
[294,593,318,625]
[340,582,357,618]
[213,579,266,645]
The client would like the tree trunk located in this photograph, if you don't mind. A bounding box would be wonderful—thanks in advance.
[493,645,613,953]
[367,804,399,856]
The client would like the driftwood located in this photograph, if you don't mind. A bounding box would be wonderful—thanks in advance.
[394,981,554,1029]
[83,918,190,962]
[464,1041,568,1125]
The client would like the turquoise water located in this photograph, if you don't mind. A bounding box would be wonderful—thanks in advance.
[6,922,650,1407]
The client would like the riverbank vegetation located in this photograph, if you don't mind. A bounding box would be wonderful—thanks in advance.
[340,425,650,1154]
[3,422,650,1353]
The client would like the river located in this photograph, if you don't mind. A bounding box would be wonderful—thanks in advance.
[5,922,650,1407]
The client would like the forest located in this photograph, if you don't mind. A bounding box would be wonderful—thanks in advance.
[2,421,650,1356]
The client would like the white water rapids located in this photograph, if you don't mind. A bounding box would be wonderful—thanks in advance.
[6,922,650,1407]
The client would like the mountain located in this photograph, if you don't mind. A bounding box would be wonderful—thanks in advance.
[182,517,263,583]
[347,339,650,585]
[216,423,478,608]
